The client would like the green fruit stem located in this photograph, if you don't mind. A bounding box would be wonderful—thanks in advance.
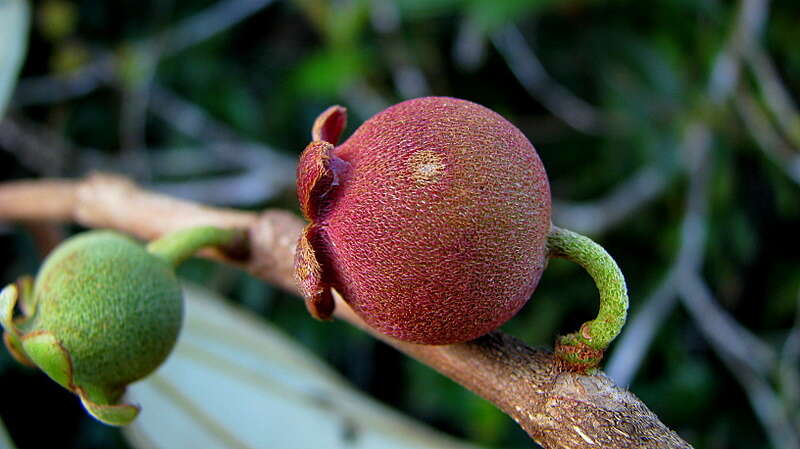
[146,226,240,267]
[547,225,628,372]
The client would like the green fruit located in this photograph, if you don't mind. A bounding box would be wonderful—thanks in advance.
[0,226,238,425]
[1,231,181,425]
[33,231,183,388]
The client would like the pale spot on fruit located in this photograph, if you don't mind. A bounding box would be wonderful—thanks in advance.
[409,150,445,184]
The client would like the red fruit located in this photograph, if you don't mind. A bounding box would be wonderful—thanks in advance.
[295,97,551,345]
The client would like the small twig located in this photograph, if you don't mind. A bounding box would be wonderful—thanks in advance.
[452,16,487,72]
[11,0,276,108]
[147,147,247,177]
[779,291,800,424]
[707,0,769,104]
[745,47,800,149]
[605,121,711,385]
[0,174,693,449]
[554,0,771,237]
[153,156,295,206]
[147,85,296,205]
[368,0,400,33]
[491,25,605,135]
[341,80,391,121]
[735,86,800,185]
[712,0,800,148]
[680,276,799,449]
[11,56,115,107]
[0,114,294,205]
[605,278,677,387]
[675,126,779,379]
[552,164,673,236]
[369,1,431,100]
[0,114,150,177]
[679,273,776,377]
[154,0,276,55]
[719,350,800,449]
[118,43,162,181]
[148,84,288,161]
[0,117,72,176]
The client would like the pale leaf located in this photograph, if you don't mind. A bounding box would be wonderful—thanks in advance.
[0,416,16,449]
[124,283,484,449]
[0,0,29,117]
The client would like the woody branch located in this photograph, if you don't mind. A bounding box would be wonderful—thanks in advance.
[0,174,691,449]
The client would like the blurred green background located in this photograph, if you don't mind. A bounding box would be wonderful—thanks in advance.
[0,0,799,448]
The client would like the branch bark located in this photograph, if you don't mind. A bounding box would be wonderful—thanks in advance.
[0,174,692,449]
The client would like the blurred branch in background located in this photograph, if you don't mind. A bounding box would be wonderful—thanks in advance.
[607,0,800,445]
[493,20,676,236]
[606,122,712,385]
[491,25,605,135]
[680,274,799,449]
[117,43,160,180]
[735,86,800,185]
[706,0,768,103]
[10,56,115,107]
[0,117,73,176]
[452,16,487,73]
[608,122,778,384]
[369,0,431,100]
[3,0,295,206]
[556,0,771,236]
[152,149,294,206]
[552,164,673,236]
[0,110,295,206]
[11,0,276,108]
[743,44,800,151]
[780,292,800,426]
[148,84,296,205]
[341,79,392,120]
[152,0,275,55]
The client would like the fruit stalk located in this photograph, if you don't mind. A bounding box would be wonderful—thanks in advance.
[547,225,628,371]
[146,225,241,267]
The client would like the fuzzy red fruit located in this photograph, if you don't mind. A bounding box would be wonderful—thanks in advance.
[295,97,551,345]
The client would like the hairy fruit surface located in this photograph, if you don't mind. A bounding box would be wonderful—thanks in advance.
[295,97,551,344]
[31,231,183,386]
[0,231,183,425]
[2,224,246,423]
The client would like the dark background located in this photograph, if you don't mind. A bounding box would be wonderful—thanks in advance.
[1,0,799,448]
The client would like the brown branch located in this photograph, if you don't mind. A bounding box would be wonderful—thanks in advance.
[0,174,693,449]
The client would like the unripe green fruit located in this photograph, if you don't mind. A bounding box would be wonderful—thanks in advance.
[31,231,183,388]
[1,226,239,425]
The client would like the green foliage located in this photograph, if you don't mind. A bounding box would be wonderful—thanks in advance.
[291,47,368,97]
[1,0,799,447]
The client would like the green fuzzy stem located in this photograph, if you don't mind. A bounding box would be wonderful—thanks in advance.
[146,226,239,267]
[547,225,628,372]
